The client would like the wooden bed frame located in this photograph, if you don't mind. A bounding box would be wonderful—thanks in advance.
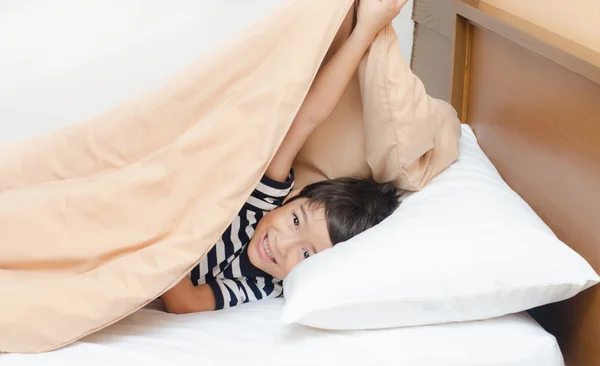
[451,1,600,365]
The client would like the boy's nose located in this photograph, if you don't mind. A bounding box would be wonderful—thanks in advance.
[274,232,299,255]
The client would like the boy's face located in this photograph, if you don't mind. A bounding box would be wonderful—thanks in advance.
[248,197,333,280]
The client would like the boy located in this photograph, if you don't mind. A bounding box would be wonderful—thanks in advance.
[161,0,407,314]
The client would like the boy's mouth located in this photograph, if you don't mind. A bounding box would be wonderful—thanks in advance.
[259,232,277,265]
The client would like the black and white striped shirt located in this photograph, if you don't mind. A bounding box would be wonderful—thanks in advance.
[190,171,294,310]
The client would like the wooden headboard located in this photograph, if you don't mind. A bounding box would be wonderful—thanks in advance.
[450,1,600,365]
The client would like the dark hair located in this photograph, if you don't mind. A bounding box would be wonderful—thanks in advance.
[286,177,402,245]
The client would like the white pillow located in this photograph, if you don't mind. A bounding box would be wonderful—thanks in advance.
[281,124,599,330]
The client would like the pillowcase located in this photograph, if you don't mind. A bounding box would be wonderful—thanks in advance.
[280,124,599,330]
[358,24,461,191]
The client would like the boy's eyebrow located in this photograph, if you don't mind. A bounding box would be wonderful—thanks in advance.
[300,204,309,226]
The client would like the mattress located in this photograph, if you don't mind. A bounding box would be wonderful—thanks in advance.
[2,299,563,366]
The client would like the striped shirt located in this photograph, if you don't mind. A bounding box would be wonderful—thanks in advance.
[190,171,295,310]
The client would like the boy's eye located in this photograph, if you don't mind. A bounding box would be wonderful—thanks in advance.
[293,214,299,228]
[302,248,310,259]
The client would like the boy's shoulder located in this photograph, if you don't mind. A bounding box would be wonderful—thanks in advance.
[245,171,295,212]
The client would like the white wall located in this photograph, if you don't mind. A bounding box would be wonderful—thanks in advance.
[0,0,286,146]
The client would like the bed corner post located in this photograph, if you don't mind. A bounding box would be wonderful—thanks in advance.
[451,0,477,123]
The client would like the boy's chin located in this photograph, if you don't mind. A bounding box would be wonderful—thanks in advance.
[248,240,270,272]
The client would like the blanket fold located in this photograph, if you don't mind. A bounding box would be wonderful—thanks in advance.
[0,0,460,353]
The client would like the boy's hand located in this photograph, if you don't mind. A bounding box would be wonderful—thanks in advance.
[356,0,408,37]
[161,277,216,314]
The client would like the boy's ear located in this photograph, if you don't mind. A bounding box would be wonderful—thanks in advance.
[283,188,302,204]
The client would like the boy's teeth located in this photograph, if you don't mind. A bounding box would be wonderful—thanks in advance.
[263,237,274,261]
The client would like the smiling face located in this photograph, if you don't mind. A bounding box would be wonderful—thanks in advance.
[247,197,333,280]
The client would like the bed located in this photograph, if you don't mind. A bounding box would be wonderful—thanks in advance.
[1,1,598,365]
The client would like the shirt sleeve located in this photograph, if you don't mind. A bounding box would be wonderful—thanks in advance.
[207,276,283,310]
[244,170,295,213]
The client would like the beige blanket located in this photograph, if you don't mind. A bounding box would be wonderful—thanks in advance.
[0,0,460,353]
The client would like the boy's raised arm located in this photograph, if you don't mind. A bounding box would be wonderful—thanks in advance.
[266,0,407,183]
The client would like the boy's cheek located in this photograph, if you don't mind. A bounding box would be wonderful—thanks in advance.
[279,261,296,280]
[264,264,290,281]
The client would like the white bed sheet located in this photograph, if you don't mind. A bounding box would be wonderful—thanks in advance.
[2,299,563,366]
